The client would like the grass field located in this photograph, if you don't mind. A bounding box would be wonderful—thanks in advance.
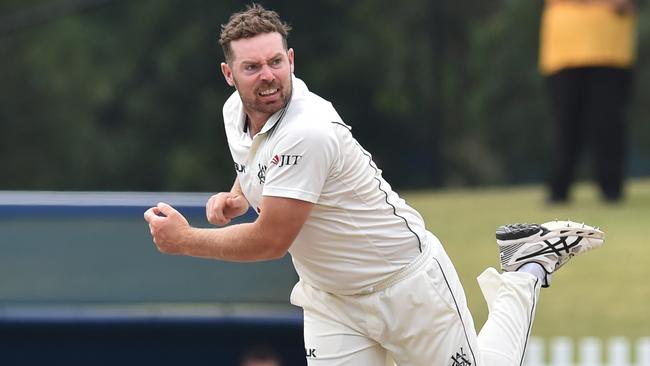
[403,178,650,338]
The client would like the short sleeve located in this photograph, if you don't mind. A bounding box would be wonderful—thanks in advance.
[262,122,338,203]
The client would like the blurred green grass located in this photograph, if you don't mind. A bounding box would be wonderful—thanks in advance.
[403,178,650,338]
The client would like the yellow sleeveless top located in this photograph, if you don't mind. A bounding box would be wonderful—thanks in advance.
[539,1,636,75]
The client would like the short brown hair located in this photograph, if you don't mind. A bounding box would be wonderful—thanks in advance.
[219,3,291,63]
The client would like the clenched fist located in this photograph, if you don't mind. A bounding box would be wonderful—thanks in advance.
[144,202,191,254]
[206,192,249,226]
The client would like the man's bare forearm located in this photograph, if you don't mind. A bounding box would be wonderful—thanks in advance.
[180,222,287,262]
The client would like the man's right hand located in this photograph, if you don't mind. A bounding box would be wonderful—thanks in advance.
[206,192,250,226]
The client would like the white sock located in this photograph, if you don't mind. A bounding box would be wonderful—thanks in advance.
[518,262,549,285]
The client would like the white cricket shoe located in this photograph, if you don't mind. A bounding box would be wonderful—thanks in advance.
[496,220,604,287]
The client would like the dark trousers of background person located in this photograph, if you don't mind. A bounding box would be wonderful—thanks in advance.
[546,66,632,202]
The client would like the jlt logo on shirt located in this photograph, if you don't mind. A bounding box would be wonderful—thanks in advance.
[271,154,302,167]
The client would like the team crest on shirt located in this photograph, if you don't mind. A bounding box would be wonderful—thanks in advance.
[270,154,302,167]
[450,347,471,366]
[257,164,267,184]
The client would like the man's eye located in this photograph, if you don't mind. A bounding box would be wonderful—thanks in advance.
[244,64,258,71]
[272,58,282,65]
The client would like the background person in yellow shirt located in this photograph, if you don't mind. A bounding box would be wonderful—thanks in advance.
[539,0,636,203]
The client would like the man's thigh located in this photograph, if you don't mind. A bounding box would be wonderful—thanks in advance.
[303,309,387,366]
[380,260,480,366]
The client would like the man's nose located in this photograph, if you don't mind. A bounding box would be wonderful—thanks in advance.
[259,64,275,82]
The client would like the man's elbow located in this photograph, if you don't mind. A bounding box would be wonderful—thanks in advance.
[264,237,292,260]
[266,249,288,260]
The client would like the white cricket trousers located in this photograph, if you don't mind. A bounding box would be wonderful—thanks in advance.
[290,232,541,366]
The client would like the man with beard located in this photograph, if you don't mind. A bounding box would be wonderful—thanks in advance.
[145,4,604,365]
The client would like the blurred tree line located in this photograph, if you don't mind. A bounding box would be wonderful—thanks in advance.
[1,0,649,192]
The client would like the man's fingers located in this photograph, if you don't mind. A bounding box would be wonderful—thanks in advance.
[206,194,224,223]
[156,202,177,217]
[225,195,249,218]
[206,196,215,221]
[144,207,159,223]
[206,194,231,226]
[211,210,229,225]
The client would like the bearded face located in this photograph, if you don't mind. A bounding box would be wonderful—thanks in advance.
[222,32,295,127]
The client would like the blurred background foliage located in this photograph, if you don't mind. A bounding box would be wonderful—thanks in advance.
[0,0,648,192]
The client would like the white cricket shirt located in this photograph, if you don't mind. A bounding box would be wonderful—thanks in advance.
[223,76,429,295]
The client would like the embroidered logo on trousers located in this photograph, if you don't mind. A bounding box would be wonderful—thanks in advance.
[305,348,317,358]
[450,347,471,366]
